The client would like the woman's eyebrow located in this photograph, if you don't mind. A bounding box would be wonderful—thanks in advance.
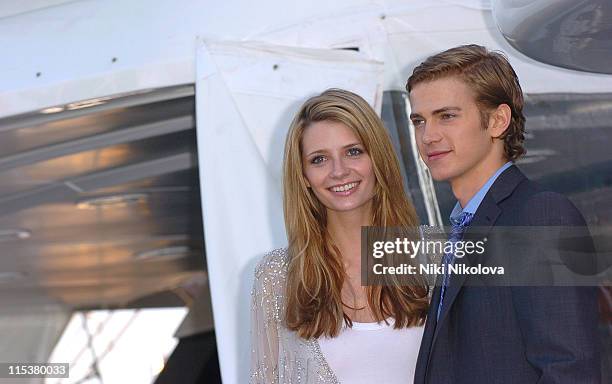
[305,143,361,157]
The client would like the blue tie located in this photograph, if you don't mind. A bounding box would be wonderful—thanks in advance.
[437,211,474,321]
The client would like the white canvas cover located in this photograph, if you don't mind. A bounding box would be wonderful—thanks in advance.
[195,40,384,383]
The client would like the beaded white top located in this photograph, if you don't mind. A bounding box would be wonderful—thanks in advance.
[250,248,340,383]
[250,227,438,384]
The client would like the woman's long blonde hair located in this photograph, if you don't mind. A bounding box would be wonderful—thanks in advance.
[283,89,428,339]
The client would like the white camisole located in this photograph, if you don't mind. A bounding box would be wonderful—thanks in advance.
[317,319,424,383]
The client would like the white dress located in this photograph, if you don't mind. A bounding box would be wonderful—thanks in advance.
[249,246,429,384]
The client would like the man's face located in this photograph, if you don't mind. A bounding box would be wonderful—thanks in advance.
[409,76,500,187]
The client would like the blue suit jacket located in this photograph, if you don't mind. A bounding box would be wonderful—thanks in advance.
[414,165,600,384]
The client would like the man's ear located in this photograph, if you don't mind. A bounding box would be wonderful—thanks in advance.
[488,104,511,139]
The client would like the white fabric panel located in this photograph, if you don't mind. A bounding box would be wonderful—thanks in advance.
[195,40,384,384]
[0,0,385,118]
[251,2,612,94]
[0,0,76,19]
[2,1,611,118]
[381,4,612,94]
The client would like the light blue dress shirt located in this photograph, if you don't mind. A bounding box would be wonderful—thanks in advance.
[436,162,513,320]
[449,162,513,223]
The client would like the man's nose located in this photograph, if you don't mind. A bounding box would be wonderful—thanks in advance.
[421,122,443,145]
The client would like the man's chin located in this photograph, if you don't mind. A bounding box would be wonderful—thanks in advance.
[428,170,451,182]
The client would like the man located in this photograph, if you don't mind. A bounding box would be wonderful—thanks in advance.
[407,44,600,383]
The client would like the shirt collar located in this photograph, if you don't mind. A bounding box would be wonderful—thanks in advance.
[450,162,513,223]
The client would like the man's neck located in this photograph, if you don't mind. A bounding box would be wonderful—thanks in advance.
[450,159,507,208]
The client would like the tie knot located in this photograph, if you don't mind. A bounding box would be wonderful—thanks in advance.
[450,211,474,228]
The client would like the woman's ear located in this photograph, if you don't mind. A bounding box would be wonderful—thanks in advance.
[488,104,511,139]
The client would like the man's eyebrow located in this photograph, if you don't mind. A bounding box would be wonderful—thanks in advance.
[432,106,461,115]
[410,107,461,120]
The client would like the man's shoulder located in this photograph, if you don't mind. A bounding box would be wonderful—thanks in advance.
[506,177,586,226]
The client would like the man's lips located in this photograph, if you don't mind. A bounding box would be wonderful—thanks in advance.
[427,150,451,161]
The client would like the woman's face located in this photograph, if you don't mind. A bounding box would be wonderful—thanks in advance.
[301,120,376,216]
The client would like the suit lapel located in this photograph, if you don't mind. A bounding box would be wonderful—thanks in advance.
[414,279,443,383]
[424,194,500,369]
[434,195,500,327]
[425,166,527,370]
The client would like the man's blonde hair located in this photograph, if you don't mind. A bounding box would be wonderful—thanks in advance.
[407,44,526,161]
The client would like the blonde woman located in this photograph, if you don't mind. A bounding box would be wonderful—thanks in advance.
[250,89,429,383]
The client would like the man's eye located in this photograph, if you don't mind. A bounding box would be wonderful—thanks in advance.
[347,147,363,156]
[441,113,456,120]
[310,155,325,164]
[412,119,425,127]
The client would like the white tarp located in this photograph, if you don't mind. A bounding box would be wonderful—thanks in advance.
[252,1,612,94]
[3,1,612,118]
[196,40,384,383]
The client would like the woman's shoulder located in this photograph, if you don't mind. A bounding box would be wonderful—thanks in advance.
[251,249,290,321]
[418,224,441,239]
[254,248,290,277]
[417,224,444,264]
[253,248,290,293]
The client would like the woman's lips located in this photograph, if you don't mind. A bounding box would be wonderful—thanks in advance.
[328,181,360,196]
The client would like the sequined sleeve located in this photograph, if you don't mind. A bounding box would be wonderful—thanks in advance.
[250,249,289,384]
[420,224,443,264]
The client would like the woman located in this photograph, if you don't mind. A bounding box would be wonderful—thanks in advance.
[251,89,429,383]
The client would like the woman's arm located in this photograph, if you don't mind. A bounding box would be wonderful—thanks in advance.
[250,252,284,383]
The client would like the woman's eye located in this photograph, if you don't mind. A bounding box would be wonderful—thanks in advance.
[310,155,325,164]
[347,147,363,156]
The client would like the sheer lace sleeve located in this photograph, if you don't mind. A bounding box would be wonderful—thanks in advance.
[419,224,443,264]
[419,224,444,297]
[250,249,289,384]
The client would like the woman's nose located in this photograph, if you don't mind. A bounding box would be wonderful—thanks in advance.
[330,157,350,179]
